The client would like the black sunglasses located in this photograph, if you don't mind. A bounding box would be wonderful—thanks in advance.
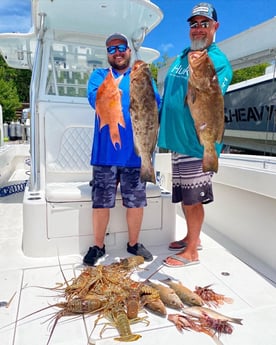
[107,44,128,54]
[189,21,211,29]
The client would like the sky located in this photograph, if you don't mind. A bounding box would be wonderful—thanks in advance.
[0,0,31,34]
[0,0,275,61]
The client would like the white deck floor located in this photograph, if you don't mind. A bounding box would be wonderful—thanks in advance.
[1,188,276,345]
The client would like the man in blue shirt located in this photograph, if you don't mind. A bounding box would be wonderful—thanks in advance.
[158,3,233,267]
[84,33,161,265]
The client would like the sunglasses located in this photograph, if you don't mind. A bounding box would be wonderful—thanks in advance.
[189,21,211,29]
[107,44,128,54]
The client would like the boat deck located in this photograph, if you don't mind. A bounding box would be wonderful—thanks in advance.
[1,188,276,345]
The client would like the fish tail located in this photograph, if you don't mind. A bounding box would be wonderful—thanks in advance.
[202,148,218,173]
[110,133,122,149]
[160,278,170,283]
[230,317,243,325]
[140,164,156,184]
[109,123,123,149]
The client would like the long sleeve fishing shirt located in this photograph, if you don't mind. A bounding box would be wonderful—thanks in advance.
[87,67,161,167]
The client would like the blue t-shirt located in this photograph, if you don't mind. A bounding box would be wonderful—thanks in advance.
[87,67,161,167]
[157,43,233,158]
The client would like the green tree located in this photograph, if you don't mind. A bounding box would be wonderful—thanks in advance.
[13,69,32,102]
[149,63,158,83]
[0,78,21,122]
[150,54,172,83]
[0,55,31,121]
[156,53,170,68]
[231,63,270,84]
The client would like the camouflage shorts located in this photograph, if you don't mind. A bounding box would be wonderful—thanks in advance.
[91,165,147,208]
[172,153,214,205]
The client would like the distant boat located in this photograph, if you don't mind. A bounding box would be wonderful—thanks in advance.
[218,17,276,155]
[223,69,276,154]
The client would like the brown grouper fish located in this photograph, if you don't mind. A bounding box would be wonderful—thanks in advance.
[187,50,224,173]
[95,69,125,148]
[130,60,159,183]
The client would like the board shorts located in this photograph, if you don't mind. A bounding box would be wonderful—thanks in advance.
[171,152,214,205]
[91,165,147,208]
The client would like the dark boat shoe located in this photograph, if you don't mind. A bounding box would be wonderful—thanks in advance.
[83,245,105,266]
[127,242,153,262]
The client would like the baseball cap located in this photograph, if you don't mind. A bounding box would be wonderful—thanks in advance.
[187,3,217,22]
[105,33,129,46]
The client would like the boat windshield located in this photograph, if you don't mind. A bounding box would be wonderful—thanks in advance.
[46,41,106,98]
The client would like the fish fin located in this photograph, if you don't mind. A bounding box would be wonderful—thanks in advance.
[187,85,197,104]
[97,115,109,130]
[95,110,108,130]
[190,88,197,103]
[224,297,234,304]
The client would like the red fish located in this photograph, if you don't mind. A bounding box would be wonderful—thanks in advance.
[95,69,125,148]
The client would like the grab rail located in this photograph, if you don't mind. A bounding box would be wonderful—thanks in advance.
[220,154,276,171]
[29,13,46,192]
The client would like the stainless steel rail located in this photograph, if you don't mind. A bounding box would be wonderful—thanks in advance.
[29,13,46,191]
[220,154,276,170]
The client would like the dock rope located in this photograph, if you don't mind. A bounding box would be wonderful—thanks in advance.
[0,180,28,197]
[0,157,30,197]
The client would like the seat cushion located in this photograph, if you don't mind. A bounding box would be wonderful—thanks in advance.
[46,181,161,203]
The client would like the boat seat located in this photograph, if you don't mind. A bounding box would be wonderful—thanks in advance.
[46,125,93,183]
[46,181,161,202]
[44,117,161,203]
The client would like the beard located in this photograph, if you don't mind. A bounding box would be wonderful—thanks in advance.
[108,55,131,70]
[190,38,208,51]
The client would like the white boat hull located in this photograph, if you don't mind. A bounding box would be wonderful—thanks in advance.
[204,154,276,282]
